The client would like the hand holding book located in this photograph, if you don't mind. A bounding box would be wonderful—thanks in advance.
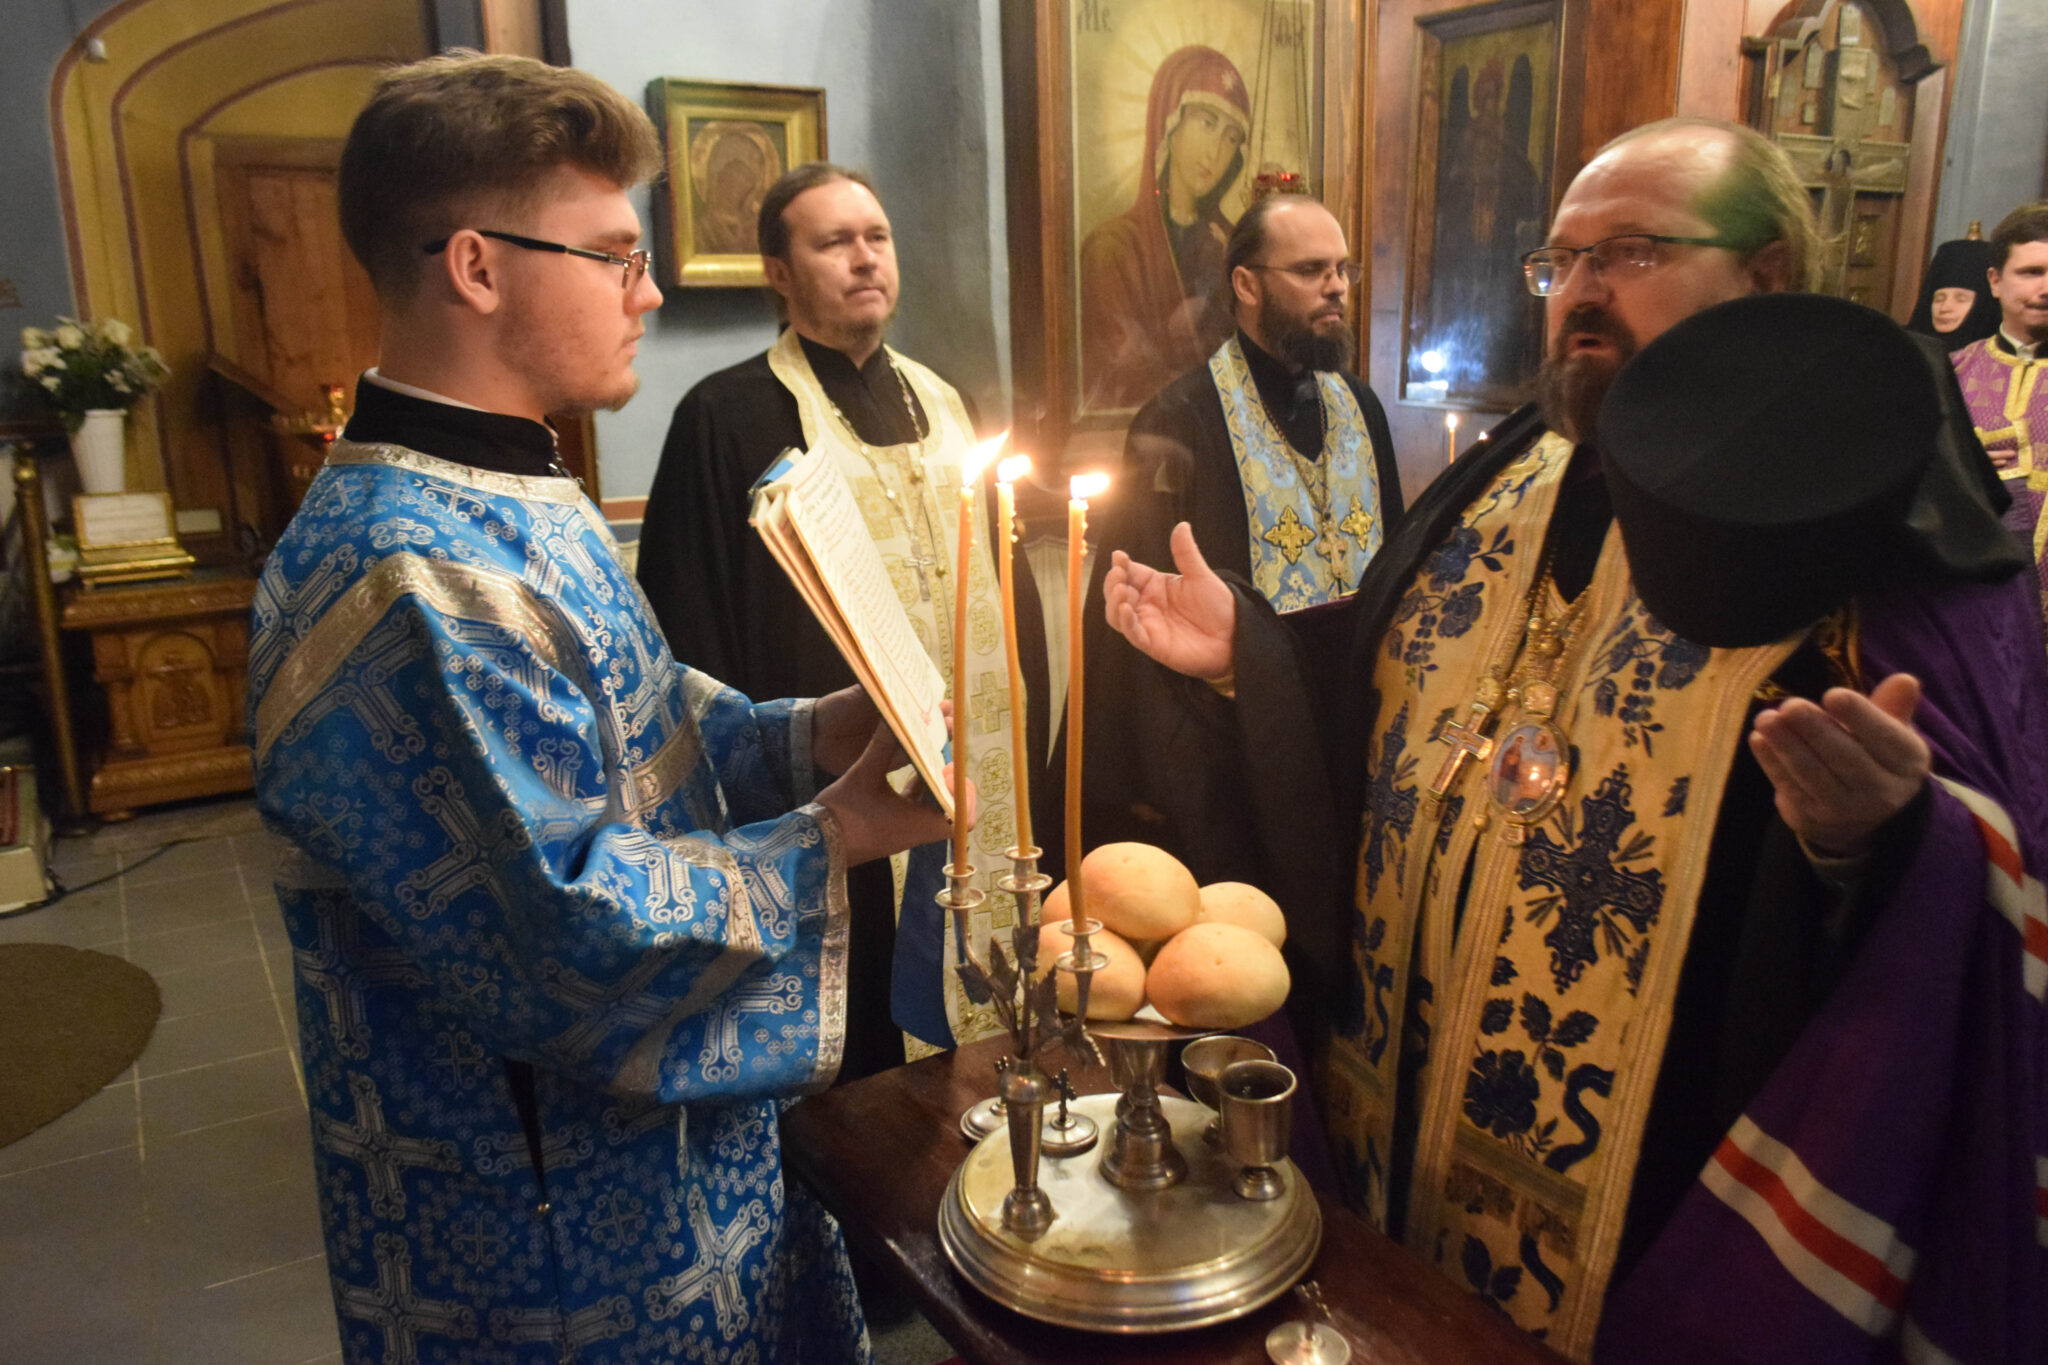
[751,446,954,816]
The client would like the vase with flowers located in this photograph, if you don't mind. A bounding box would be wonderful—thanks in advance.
[18,317,168,493]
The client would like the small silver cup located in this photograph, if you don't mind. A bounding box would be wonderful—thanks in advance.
[1181,1034,1277,1145]
[1218,1059,1294,1201]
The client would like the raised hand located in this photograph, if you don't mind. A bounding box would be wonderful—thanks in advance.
[1749,672,1932,858]
[1101,521,1236,682]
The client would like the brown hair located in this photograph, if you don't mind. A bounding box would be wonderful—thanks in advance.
[1597,117,1821,291]
[1222,191,1320,283]
[1989,203,2048,271]
[756,161,879,259]
[338,52,662,301]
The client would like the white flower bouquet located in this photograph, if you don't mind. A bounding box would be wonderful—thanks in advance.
[18,317,168,430]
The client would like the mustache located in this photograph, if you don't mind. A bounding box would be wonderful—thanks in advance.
[1552,304,1634,355]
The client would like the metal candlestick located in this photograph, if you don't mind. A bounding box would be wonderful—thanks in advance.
[942,847,1101,1217]
[998,1065,1053,1238]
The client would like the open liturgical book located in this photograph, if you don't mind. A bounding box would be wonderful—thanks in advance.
[749,446,954,817]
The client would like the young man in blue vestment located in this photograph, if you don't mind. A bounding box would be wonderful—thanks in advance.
[248,53,957,1364]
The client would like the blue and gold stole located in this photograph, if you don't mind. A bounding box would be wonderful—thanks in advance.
[1208,334,1384,612]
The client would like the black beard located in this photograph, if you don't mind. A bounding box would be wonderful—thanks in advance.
[1260,295,1355,372]
[1536,305,1637,444]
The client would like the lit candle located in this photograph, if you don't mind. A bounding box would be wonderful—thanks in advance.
[996,454,1035,868]
[1064,472,1110,932]
[951,435,1005,871]
[1445,411,1461,465]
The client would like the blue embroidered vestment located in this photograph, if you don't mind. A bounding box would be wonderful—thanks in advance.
[249,439,867,1364]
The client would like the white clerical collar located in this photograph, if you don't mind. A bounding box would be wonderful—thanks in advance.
[1996,328,2042,362]
[361,367,488,411]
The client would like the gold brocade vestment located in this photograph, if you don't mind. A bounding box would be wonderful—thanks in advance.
[1322,433,1799,1358]
[767,329,1019,1050]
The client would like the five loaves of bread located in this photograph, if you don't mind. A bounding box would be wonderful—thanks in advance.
[1034,843,1289,1030]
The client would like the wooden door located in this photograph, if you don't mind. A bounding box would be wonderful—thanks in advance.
[211,134,601,509]
[214,138,381,413]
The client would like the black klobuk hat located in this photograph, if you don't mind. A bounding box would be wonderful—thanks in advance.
[1596,293,1943,648]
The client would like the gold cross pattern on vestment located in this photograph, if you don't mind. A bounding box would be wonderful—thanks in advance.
[972,671,1007,734]
[1263,506,1316,564]
[1339,497,1375,548]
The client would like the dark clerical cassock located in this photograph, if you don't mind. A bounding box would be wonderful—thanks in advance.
[637,331,1057,1077]
[1078,329,1404,901]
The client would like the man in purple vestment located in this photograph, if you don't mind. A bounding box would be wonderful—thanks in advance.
[1951,202,2048,630]
[1103,119,2048,1363]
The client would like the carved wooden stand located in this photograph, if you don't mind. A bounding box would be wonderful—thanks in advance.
[59,574,256,818]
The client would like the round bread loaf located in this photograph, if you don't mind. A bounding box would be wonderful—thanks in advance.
[1196,882,1286,948]
[1080,842,1200,941]
[1031,920,1146,1020]
[1145,922,1290,1029]
[1042,880,1068,926]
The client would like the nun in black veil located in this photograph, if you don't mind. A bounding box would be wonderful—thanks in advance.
[1905,234,2003,351]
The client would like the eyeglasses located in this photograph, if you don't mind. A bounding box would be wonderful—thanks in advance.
[1246,259,1362,288]
[1520,234,1739,296]
[422,229,652,291]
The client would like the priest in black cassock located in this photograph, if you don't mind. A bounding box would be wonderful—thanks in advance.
[636,163,1054,1079]
[1078,192,1403,899]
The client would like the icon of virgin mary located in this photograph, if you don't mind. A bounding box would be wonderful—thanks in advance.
[1078,45,1252,412]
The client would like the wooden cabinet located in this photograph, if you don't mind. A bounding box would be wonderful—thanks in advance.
[59,574,256,819]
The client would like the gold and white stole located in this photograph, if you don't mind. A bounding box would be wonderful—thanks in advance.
[767,329,1020,1048]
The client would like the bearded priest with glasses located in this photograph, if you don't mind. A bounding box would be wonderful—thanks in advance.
[1075,193,1402,940]
[1103,118,2048,1363]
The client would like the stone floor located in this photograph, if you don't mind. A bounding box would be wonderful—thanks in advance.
[0,795,952,1364]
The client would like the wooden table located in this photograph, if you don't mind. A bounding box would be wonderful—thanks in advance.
[781,1036,1567,1365]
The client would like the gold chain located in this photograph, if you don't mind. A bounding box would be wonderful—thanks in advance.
[1423,534,1590,809]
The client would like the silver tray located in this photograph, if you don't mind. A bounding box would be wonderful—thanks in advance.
[938,1093,1321,1333]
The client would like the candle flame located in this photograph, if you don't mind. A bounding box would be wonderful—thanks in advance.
[962,431,1008,487]
[1070,472,1110,500]
[1445,412,1461,431]
[997,454,1033,485]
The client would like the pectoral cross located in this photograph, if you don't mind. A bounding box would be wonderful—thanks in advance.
[906,545,935,602]
[1427,679,1505,807]
[1427,706,1494,806]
